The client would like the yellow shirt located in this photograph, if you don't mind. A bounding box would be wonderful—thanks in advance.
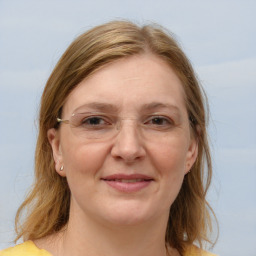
[0,241,217,256]
[0,241,51,256]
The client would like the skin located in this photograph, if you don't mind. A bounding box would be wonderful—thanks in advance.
[37,54,198,256]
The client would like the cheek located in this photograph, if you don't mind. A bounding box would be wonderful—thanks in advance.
[148,139,188,202]
[61,137,109,179]
[61,141,110,205]
[149,139,188,176]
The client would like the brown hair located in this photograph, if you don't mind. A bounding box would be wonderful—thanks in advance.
[15,20,217,254]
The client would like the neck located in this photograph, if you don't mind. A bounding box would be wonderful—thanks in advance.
[58,204,170,256]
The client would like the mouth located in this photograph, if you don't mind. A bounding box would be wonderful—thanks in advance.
[101,174,154,193]
[103,178,153,182]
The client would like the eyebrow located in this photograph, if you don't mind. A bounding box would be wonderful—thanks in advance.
[73,102,182,115]
[141,102,181,113]
[73,102,119,113]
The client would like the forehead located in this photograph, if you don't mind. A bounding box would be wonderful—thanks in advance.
[63,54,187,116]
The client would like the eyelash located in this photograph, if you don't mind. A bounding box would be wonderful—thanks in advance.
[81,116,111,127]
[79,115,174,128]
[145,116,173,126]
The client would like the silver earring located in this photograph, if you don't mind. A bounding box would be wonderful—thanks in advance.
[60,165,64,171]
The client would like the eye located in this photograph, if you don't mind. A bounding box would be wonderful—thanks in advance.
[150,117,169,125]
[145,116,174,128]
[82,117,106,126]
[71,113,112,129]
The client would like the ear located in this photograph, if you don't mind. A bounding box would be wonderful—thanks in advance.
[185,136,198,174]
[47,128,66,177]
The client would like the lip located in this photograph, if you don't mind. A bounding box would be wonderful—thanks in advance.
[101,174,154,193]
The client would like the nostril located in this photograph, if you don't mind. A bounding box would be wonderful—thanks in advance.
[111,141,146,163]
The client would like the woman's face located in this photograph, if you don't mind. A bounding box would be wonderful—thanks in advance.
[48,54,198,226]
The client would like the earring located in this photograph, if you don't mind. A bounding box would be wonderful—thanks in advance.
[60,165,64,171]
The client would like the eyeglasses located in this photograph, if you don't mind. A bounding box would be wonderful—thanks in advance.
[57,112,177,141]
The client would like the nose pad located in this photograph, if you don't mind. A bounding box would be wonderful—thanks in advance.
[111,119,146,163]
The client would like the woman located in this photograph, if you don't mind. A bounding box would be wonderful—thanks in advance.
[1,20,218,256]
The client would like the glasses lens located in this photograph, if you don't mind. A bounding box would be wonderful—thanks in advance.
[68,113,174,141]
[69,113,114,139]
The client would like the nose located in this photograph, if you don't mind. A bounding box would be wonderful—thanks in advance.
[111,120,146,163]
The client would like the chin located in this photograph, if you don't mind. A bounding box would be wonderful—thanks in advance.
[103,213,150,226]
[96,200,162,226]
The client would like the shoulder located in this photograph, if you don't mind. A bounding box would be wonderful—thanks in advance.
[184,246,218,256]
[0,241,52,256]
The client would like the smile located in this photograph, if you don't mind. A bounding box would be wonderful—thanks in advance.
[101,174,154,193]
[106,178,148,183]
